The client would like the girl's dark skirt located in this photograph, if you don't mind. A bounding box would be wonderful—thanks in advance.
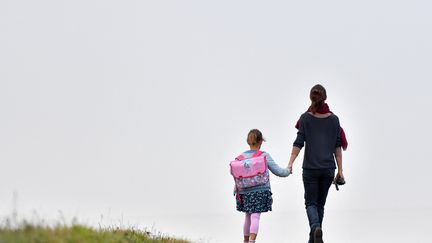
[236,190,273,213]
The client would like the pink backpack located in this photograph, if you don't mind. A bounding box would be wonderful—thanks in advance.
[230,151,270,197]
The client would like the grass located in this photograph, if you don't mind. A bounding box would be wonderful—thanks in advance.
[0,220,191,243]
[1,193,191,242]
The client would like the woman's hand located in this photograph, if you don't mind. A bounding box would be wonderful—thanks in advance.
[335,147,343,179]
[288,161,294,174]
[288,146,301,174]
[337,170,344,179]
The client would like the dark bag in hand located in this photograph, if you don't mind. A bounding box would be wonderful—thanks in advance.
[333,174,346,191]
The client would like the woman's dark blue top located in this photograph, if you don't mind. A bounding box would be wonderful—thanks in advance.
[293,112,342,169]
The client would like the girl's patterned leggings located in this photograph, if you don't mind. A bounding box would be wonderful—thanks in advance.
[243,213,261,235]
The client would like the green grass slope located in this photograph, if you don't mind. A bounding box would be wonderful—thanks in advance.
[0,224,190,243]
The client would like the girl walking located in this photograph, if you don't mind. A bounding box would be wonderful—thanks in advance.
[233,129,290,243]
[288,84,347,243]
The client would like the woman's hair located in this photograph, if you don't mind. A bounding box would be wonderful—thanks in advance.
[247,129,265,146]
[309,84,327,114]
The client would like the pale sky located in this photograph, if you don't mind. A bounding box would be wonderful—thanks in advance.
[1,0,432,240]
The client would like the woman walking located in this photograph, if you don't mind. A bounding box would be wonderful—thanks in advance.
[288,84,347,243]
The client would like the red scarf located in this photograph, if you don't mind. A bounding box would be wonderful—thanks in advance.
[295,103,348,151]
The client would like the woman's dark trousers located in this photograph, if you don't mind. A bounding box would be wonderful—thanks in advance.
[303,169,334,235]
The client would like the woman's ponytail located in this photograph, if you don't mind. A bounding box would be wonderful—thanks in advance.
[310,84,327,114]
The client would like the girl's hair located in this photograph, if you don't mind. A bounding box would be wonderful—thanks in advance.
[309,84,327,114]
[247,129,265,146]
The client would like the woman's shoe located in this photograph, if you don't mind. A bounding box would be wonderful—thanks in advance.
[313,227,323,243]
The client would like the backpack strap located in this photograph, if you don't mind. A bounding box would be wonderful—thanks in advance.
[235,150,264,160]
[233,155,243,202]
[251,150,264,158]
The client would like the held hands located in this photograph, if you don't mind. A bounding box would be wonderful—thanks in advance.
[288,146,300,174]
[288,161,294,174]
